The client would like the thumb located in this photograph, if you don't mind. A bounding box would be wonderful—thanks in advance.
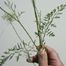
[38,48,48,66]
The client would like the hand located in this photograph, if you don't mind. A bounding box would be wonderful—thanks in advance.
[27,46,64,66]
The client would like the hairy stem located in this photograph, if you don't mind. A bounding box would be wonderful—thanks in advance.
[32,0,43,48]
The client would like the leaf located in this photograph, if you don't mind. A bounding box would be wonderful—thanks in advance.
[44,19,48,21]
[14,4,16,9]
[46,13,51,20]
[35,32,39,36]
[46,31,55,37]
[1,55,5,58]
[17,43,21,49]
[57,12,62,15]
[42,22,47,25]
[19,43,23,49]
[11,2,13,9]
[4,1,8,6]
[51,24,56,27]
[57,4,66,11]
[49,32,55,37]
[40,25,44,30]
[54,16,60,18]
[16,54,20,62]
[4,51,9,54]
[18,11,24,17]
[8,48,14,51]
[0,55,10,66]
[46,28,50,33]
[9,53,14,60]
[53,9,56,13]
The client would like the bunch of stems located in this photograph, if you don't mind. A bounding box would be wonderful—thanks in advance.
[0,0,44,51]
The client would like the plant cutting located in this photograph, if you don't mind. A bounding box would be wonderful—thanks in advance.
[0,0,66,66]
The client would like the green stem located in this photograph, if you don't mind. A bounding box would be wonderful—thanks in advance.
[32,0,43,47]
[0,7,37,49]
[10,22,23,43]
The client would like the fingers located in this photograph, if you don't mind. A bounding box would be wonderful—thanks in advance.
[45,45,63,66]
[38,48,48,66]
[26,54,38,63]
[27,48,48,66]
[26,45,63,66]
[45,45,60,60]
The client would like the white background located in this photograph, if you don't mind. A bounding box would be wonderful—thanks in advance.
[0,0,66,66]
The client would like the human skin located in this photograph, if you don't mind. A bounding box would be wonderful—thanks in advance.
[27,46,64,66]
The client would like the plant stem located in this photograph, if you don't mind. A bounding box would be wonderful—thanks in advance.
[32,0,43,48]
[10,22,23,43]
[0,7,37,50]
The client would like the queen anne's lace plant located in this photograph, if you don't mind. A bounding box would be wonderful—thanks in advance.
[0,0,66,66]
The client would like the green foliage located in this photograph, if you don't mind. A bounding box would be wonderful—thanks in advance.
[2,0,24,22]
[41,4,66,38]
[0,0,66,66]
[0,55,10,66]
[3,12,15,22]
[0,43,24,65]
[0,41,37,65]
